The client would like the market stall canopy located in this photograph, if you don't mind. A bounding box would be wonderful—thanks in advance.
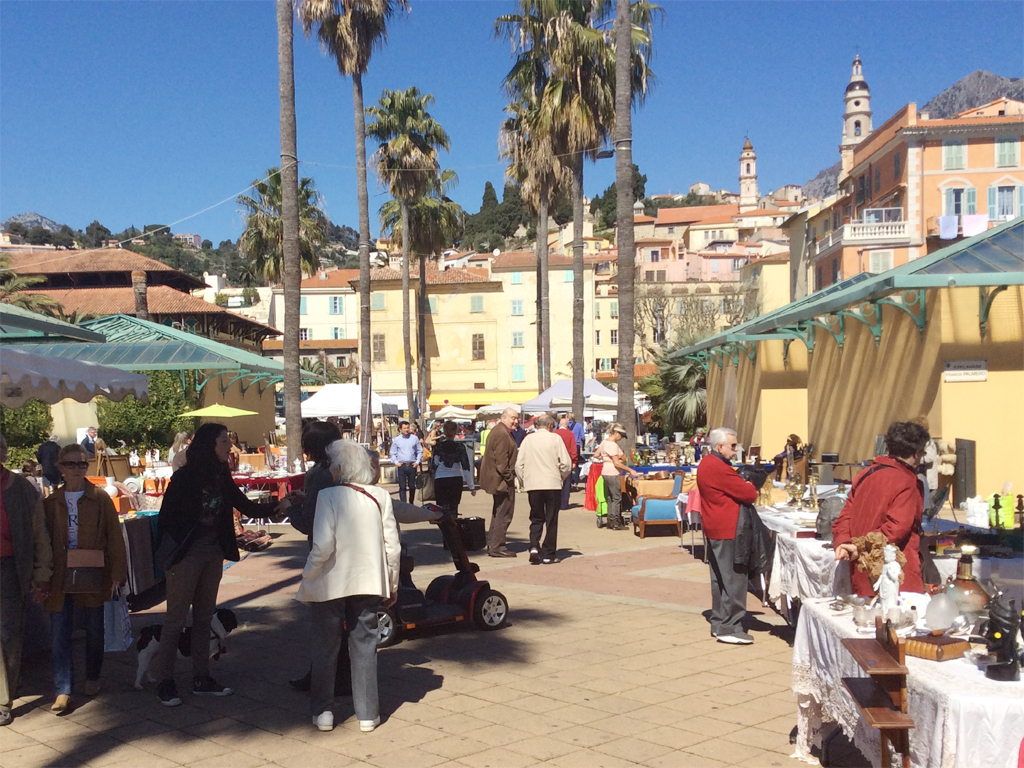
[0,303,105,342]
[523,379,619,413]
[300,383,397,418]
[8,314,314,394]
[1,347,149,408]
[180,404,258,418]
[476,402,521,417]
[433,405,478,420]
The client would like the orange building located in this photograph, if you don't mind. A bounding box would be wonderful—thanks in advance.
[798,59,1024,292]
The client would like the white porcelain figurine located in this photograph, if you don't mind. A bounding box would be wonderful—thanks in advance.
[873,544,902,616]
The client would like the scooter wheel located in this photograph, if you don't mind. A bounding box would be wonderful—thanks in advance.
[376,607,401,648]
[473,589,509,631]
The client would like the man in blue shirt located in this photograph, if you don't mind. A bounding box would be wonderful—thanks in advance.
[567,414,585,489]
[389,421,422,504]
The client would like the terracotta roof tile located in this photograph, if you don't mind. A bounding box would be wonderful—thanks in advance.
[25,286,279,334]
[633,215,656,223]
[689,215,738,226]
[6,247,193,276]
[299,269,361,289]
[655,204,738,226]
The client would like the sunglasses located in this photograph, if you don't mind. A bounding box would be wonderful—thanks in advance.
[60,461,90,469]
[729,443,739,449]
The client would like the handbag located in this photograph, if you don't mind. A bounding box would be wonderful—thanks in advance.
[103,587,134,652]
[63,548,105,593]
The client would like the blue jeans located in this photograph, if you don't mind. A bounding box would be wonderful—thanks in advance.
[396,464,417,504]
[51,595,105,696]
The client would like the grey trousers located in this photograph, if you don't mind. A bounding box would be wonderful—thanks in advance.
[310,596,380,722]
[486,490,516,552]
[707,537,749,636]
[152,542,224,681]
[604,476,623,523]
[0,558,25,713]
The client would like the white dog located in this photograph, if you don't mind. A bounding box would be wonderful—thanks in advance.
[134,608,238,689]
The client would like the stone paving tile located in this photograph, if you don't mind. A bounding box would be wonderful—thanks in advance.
[703,703,785,728]
[455,746,539,768]
[419,736,495,761]
[643,750,728,768]
[97,756,181,768]
[545,748,639,768]
[542,704,608,726]
[131,730,232,764]
[504,694,576,716]
[427,712,494,736]
[682,738,769,765]
[460,723,534,747]
[591,735,674,763]
[546,724,620,749]
[363,746,449,768]
[726,726,796,756]
[585,716,659,738]
[183,751,271,768]
[505,734,582,761]
[497,713,573,737]
[271,742,364,768]
[673,714,746,738]
[635,725,712,751]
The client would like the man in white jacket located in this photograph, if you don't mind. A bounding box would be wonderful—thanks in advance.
[296,441,400,734]
[515,415,571,565]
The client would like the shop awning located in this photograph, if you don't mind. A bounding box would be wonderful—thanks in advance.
[671,216,1024,362]
[427,390,538,408]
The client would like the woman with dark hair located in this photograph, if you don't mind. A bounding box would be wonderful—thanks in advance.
[151,423,292,707]
[431,421,476,516]
[833,421,931,596]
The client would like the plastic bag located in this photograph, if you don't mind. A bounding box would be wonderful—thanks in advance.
[103,588,133,653]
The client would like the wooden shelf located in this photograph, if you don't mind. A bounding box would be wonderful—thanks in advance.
[842,638,909,675]
[842,678,914,730]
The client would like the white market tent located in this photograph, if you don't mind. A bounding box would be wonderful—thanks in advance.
[300,383,397,418]
[432,405,478,420]
[0,347,149,408]
[523,379,619,413]
[476,402,521,418]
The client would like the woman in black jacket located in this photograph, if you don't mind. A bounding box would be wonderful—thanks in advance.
[151,423,290,707]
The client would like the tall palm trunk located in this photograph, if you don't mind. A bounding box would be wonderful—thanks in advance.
[401,200,414,424]
[417,250,427,427]
[538,185,551,391]
[614,0,636,445]
[571,151,585,419]
[277,0,302,469]
[354,72,373,444]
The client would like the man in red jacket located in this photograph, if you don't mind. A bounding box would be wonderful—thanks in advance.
[833,421,929,597]
[696,427,759,644]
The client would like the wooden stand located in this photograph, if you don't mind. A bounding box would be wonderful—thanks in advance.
[841,617,914,768]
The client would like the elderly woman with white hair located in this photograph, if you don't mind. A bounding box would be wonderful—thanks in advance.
[296,440,400,734]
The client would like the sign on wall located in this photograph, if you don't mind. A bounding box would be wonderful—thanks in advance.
[943,360,987,382]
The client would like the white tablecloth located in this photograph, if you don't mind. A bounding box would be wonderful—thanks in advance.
[768,535,851,606]
[792,597,1024,768]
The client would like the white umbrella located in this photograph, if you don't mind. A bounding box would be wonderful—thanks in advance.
[433,405,478,420]
[0,347,149,408]
[476,402,520,417]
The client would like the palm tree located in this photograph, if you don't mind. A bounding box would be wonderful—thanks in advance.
[277,0,304,467]
[300,0,409,442]
[614,0,658,444]
[379,169,464,418]
[236,167,328,284]
[0,254,58,313]
[366,87,450,423]
[652,353,707,433]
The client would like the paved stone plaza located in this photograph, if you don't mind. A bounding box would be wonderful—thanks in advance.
[0,488,863,768]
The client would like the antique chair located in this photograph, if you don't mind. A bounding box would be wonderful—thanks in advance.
[630,472,686,538]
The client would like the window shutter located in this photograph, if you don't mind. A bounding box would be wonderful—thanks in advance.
[944,189,955,216]
[965,187,977,216]
[1018,186,1024,219]
[987,186,997,219]
[299,296,307,315]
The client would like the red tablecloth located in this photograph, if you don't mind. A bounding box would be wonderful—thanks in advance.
[232,473,304,500]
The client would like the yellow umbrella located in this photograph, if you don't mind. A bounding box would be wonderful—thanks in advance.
[180,404,259,418]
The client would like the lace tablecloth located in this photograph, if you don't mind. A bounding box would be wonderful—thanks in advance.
[768,535,851,606]
[792,597,1024,768]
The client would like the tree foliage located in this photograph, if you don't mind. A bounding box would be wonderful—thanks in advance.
[51,225,76,249]
[83,220,112,248]
[6,222,28,238]
[0,400,53,467]
[96,370,198,451]
[590,163,647,228]
[26,226,52,246]
[643,192,719,216]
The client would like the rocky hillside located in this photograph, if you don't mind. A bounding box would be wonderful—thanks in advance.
[803,70,1023,198]
[1,212,64,233]
[921,70,1023,118]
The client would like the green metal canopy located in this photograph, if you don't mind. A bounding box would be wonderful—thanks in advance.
[671,216,1024,365]
[8,314,309,394]
[0,303,105,342]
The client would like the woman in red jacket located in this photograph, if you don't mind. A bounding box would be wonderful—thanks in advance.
[833,421,930,597]
[695,428,758,645]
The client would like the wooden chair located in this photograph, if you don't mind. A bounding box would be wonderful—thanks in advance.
[631,473,686,538]
[841,617,914,768]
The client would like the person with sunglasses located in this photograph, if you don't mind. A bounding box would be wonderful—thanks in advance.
[42,443,127,713]
[696,427,758,645]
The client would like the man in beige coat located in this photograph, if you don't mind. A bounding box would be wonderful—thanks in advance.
[479,408,519,557]
[515,416,571,564]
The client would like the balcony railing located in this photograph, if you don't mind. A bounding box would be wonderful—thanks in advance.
[808,219,910,258]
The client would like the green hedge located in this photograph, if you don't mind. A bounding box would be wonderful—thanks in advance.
[97,370,199,452]
[0,399,53,469]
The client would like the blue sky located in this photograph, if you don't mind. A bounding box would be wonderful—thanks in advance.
[2,1,1021,245]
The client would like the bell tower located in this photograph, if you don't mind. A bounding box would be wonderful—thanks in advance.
[840,55,873,182]
[739,137,759,212]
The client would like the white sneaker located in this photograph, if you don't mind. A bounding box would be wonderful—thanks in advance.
[717,631,754,645]
[313,711,334,731]
[359,717,380,732]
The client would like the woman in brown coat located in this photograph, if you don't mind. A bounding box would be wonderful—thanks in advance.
[43,444,127,714]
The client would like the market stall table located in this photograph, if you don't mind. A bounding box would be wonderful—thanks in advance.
[792,596,1024,768]
[232,473,304,501]
[119,510,160,595]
